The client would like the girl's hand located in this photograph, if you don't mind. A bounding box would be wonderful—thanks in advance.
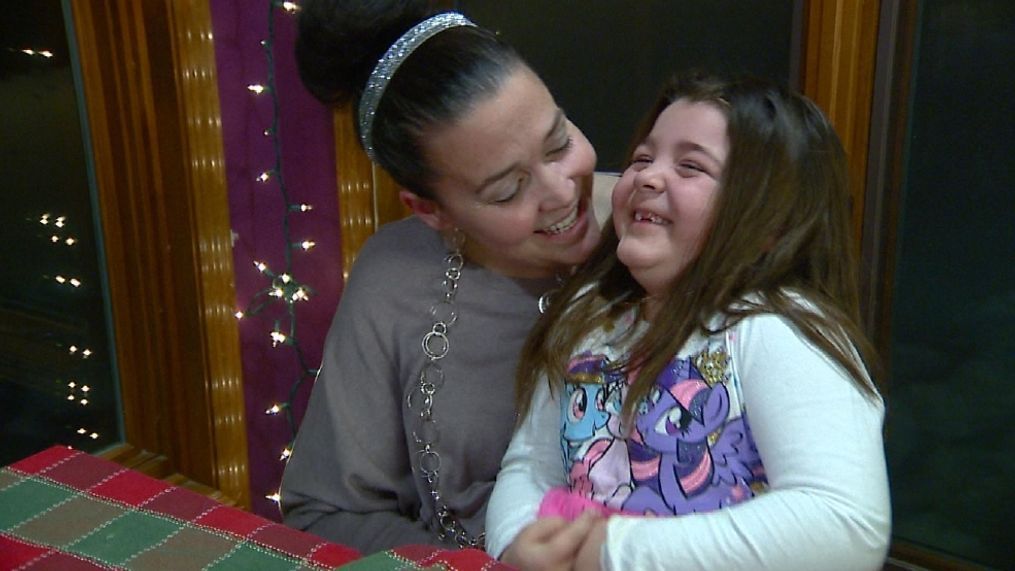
[573,517,608,571]
[500,512,600,570]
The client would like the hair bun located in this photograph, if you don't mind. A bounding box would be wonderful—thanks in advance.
[296,0,431,105]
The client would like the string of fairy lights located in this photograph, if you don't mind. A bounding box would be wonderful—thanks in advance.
[233,0,311,507]
[14,47,54,59]
[21,34,104,449]
[38,212,98,433]
[16,0,310,508]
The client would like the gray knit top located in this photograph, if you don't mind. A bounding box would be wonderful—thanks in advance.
[280,216,557,553]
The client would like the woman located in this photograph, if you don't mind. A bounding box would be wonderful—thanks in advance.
[279,0,602,553]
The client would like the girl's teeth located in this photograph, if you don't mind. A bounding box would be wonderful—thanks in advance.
[635,211,665,224]
[544,207,579,234]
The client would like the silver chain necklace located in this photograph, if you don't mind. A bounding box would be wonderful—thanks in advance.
[408,243,482,548]
[407,241,558,548]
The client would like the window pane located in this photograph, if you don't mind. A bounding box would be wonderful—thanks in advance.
[0,1,122,465]
[457,0,797,171]
[886,2,1014,568]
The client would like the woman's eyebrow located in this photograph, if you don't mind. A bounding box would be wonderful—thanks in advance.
[475,163,517,194]
[475,109,569,194]
[544,109,566,141]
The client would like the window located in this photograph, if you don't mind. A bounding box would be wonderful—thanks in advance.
[867,2,1015,568]
[1,0,248,508]
[0,0,121,467]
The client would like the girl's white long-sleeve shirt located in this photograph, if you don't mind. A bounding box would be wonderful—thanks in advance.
[486,308,890,570]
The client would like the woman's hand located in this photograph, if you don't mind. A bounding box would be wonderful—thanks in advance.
[501,512,600,570]
[573,517,608,571]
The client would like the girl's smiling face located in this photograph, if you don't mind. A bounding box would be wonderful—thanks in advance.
[612,99,729,300]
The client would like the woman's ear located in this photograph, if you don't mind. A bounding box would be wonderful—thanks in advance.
[399,190,454,231]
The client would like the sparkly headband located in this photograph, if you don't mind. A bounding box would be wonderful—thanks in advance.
[357,12,476,162]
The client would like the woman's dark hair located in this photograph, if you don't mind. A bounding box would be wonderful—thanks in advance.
[296,0,526,199]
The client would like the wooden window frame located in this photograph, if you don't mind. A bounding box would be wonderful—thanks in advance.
[801,0,880,246]
[70,0,249,508]
[333,106,406,281]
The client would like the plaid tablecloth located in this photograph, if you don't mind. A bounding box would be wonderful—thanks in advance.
[342,545,510,571]
[0,446,511,570]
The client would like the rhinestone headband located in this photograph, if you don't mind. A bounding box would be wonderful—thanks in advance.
[357,12,476,162]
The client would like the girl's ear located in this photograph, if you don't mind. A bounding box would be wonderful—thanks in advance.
[399,190,454,231]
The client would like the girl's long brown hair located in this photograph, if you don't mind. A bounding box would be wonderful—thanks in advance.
[516,72,881,424]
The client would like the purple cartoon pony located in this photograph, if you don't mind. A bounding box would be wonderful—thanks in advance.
[623,356,765,515]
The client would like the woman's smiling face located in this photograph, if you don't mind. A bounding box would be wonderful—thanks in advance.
[418,66,600,278]
[612,98,729,298]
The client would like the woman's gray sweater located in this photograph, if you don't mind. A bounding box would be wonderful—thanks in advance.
[280,216,556,553]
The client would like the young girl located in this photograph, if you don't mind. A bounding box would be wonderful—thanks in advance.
[485,73,891,570]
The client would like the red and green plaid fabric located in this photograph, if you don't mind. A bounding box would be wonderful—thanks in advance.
[343,545,512,571]
[0,446,360,569]
[0,446,512,570]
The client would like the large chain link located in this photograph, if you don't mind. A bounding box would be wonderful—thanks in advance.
[406,248,485,549]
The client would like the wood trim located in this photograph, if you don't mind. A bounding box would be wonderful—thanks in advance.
[334,105,377,281]
[72,0,171,460]
[102,443,237,506]
[887,543,985,571]
[70,0,248,507]
[334,106,408,279]
[801,0,881,246]
[164,0,250,509]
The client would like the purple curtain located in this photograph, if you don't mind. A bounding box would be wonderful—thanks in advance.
[211,0,343,519]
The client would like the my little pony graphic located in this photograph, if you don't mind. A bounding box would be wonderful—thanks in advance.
[623,353,765,515]
[561,353,631,507]
[561,353,621,464]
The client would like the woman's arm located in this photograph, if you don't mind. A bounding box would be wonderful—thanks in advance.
[485,381,568,559]
[597,313,891,570]
[279,355,436,551]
